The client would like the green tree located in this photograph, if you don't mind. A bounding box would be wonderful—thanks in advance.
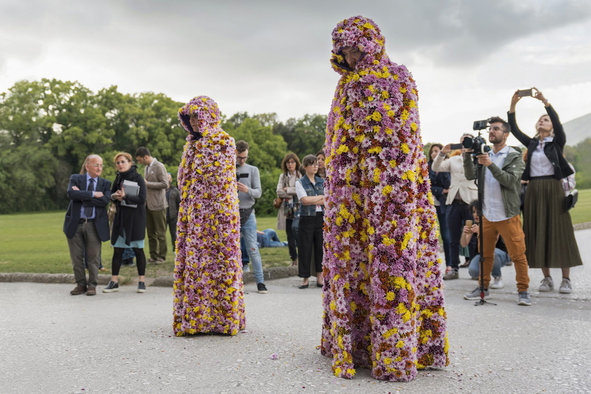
[273,114,327,160]
[568,138,591,189]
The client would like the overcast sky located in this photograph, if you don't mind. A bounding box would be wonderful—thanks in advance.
[1,0,590,145]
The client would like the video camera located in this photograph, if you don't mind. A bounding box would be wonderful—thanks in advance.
[449,118,492,155]
[465,118,491,156]
[462,135,490,155]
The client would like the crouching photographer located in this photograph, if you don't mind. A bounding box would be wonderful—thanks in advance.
[462,117,531,306]
[461,201,511,289]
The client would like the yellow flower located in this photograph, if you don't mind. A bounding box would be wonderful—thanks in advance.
[373,168,381,183]
[383,327,398,339]
[401,109,409,122]
[401,143,410,154]
[336,144,349,155]
[396,340,405,348]
[401,231,413,250]
[403,310,412,322]
[386,291,395,301]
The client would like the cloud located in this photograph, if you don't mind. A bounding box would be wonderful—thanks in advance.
[1,0,590,135]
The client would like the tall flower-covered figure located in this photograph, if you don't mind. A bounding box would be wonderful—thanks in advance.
[173,96,245,336]
[321,16,449,381]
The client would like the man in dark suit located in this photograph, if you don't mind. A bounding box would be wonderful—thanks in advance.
[63,154,111,296]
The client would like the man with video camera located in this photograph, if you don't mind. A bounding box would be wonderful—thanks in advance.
[462,117,531,306]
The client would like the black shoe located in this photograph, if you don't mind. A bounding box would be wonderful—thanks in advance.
[298,283,309,289]
[257,283,268,294]
[137,281,146,293]
[102,281,119,293]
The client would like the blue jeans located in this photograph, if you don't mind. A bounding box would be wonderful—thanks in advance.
[261,229,285,248]
[468,248,510,279]
[240,212,264,284]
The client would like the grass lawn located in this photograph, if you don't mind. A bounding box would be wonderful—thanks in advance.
[0,212,292,275]
[1,190,589,275]
[571,188,591,224]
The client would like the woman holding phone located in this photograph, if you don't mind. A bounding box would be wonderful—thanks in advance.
[509,88,582,294]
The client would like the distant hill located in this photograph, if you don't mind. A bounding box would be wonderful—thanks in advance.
[564,112,591,146]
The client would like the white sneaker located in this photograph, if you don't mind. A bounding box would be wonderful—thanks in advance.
[490,276,504,289]
[559,278,572,294]
[538,276,554,292]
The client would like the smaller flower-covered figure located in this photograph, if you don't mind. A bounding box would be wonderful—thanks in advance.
[321,16,449,381]
[173,96,245,336]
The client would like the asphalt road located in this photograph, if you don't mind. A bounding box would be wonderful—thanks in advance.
[1,229,590,393]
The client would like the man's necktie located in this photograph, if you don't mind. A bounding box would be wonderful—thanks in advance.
[84,178,95,218]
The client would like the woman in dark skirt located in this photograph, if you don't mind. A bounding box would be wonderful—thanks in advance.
[508,88,582,294]
[103,152,148,293]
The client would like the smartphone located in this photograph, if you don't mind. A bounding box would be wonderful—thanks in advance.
[465,220,473,227]
[449,143,463,150]
[517,88,534,97]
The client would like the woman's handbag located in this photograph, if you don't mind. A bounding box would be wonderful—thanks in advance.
[565,189,578,211]
[273,197,283,209]
[107,202,117,225]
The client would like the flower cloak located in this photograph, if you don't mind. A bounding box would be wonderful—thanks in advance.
[321,16,449,382]
[173,96,245,336]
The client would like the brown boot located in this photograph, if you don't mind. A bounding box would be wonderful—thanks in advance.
[70,284,87,295]
[86,287,97,296]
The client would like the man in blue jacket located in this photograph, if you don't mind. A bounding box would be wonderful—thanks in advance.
[63,154,111,296]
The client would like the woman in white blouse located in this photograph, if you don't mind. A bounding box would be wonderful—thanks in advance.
[509,88,582,294]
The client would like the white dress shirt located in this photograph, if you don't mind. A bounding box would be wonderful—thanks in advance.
[530,136,555,177]
[483,145,510,222]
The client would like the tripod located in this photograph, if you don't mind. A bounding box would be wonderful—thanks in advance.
[473,154,496,307]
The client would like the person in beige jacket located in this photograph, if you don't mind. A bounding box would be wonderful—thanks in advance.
[432,135,478,280]
[135,146,169,263]
[276,153,302,267]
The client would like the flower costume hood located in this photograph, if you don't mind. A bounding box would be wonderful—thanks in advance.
[178,96,221,140]
[330,16,385,74]
[321,16,448,382]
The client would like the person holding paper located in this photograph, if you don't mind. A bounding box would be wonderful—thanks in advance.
[104,152,148,293]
